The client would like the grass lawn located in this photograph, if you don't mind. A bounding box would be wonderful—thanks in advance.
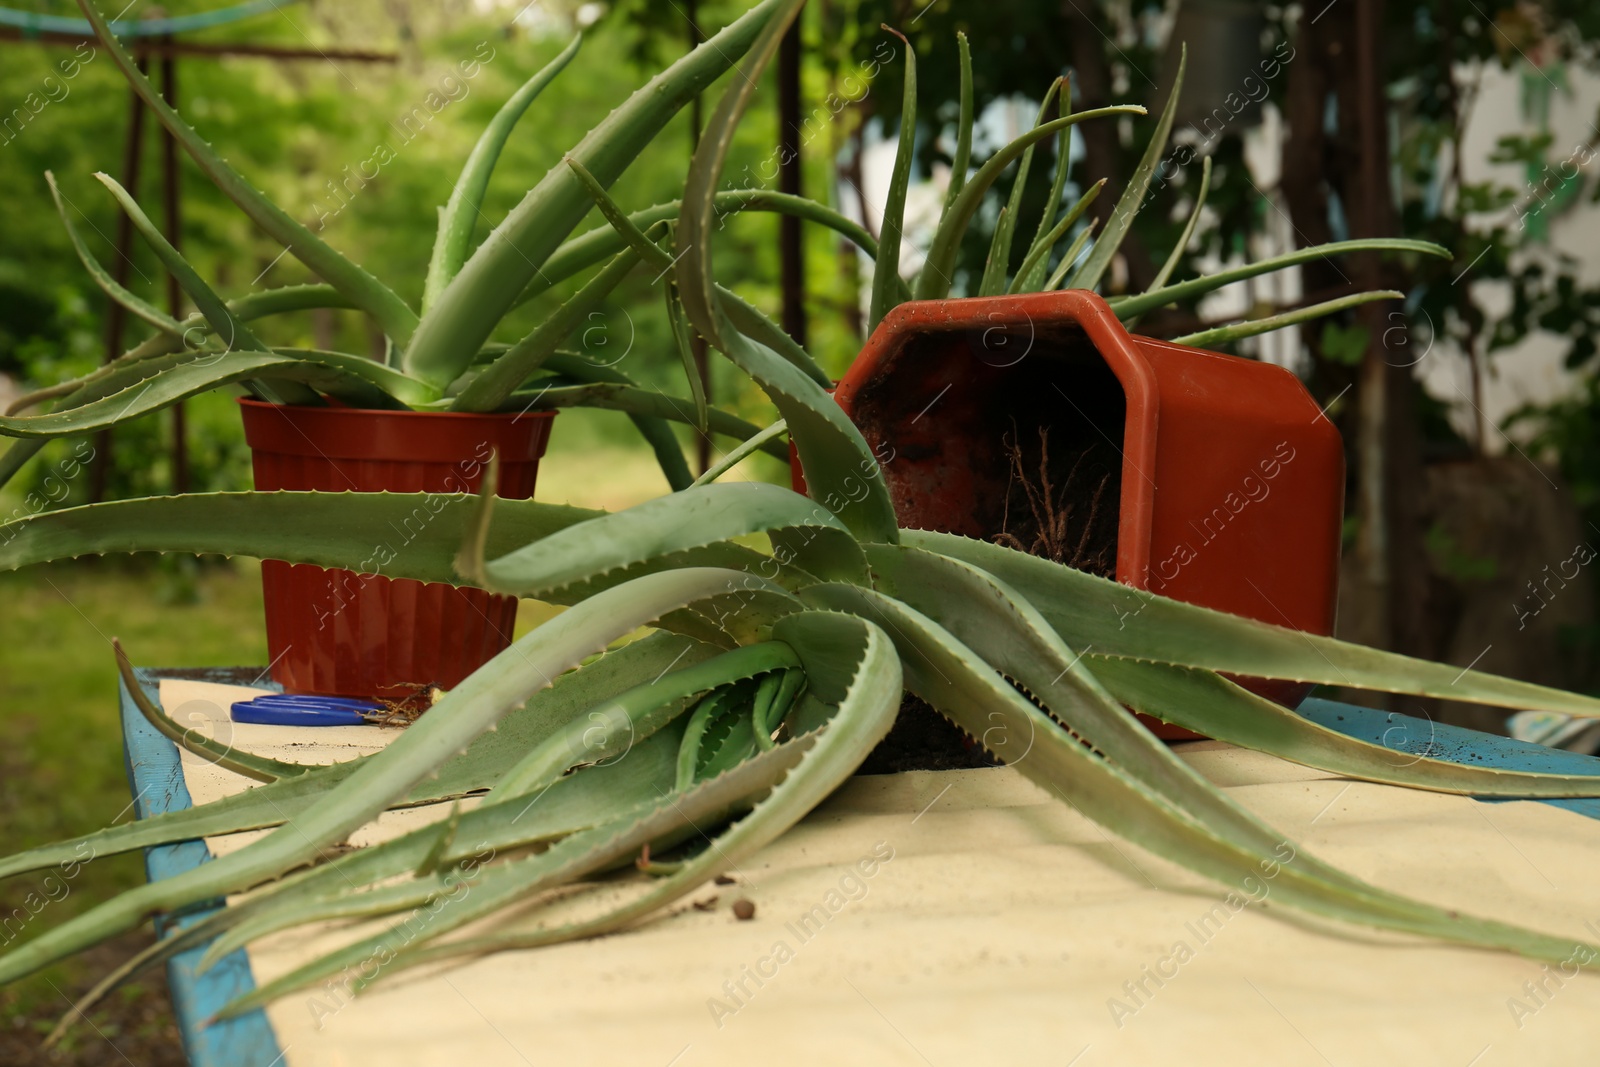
[0,559,266,1065]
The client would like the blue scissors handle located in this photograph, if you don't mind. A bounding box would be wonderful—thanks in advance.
[231,693,381,727]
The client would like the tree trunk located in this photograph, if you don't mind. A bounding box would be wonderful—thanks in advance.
[1061,0,1156,292]
[1283,0,1434,675]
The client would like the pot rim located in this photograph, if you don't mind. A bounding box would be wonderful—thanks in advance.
[236,396,557,423]
[832,289,1160,587]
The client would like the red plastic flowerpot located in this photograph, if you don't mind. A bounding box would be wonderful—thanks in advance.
[812,290,1345,736]
[239,399,556,699]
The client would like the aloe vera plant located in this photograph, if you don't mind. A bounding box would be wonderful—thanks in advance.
[4,6,1596,1039]
[843,33,1421,343]
[0,0,893,493]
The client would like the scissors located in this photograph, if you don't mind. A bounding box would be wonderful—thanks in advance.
[230,692,382,727]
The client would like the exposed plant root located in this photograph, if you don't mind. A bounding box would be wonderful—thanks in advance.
[368,683,443,727]
[992,422,1117,577]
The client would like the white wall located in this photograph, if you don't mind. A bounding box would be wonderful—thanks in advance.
[1419,60,1600,451]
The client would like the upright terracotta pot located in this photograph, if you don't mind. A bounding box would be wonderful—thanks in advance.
[239,399,556,699]
[805,291,1345,737]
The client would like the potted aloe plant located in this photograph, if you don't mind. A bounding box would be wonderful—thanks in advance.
[5,0,1600,1041]
[805,41,1444,724]
[0,0,882,699]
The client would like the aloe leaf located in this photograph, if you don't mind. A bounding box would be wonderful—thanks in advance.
[0,440,46,496]
[237,611,900,1004]
[1045,219,1098,290]
[112,284,357,376]
[562,157,670,263]
[677,0,805,339]
[5,284,360,418]
[4,633,712,889]
[979,79,1062,297]
[768,512,873,584]
[0,350,417,439]
[514,189,892,311]
[677,686,740,790]
[1066,46,1186,292]
[193,722,691,974]
[74,0,418,347]
[674,0,896,542]
[45,171,182,338]
[0,491,596,585]
[1170,290,1403,348]
[1107,238,1451,320]
[489,642,797,803]
[0,762,343,887]
[457,479,844,598]
[115,641,309,783]
[22,338,428,428]
[1093,657,1600,797]
[937,32,974,227]
[81,285,356,390]
[859,546,1416,897]
[200,878,456,978]
[1139,153,1212,301]
[496,382,786,459]
[864,542,1600,937]
[665,281,710,433]
[701,321,896,542]
[864,550,1484,921]
[552,163,832,388]
[94,172,323,407]
[1016,78,1075,292]
[806,582,1598,965]
[657,583,810,650]
[976,208,1011,297]
[414,804,464,879]
[698,694,759,780]
[756,666,805,742]
[15,348,229,424]
[0,489,790,609]
[424,34,584,313]
[5,722,378,884]
[191,729,691,975]
[691,419,786,487]
[540,352,693,491]
[219,731,823,1016]
[55,713,675,1043]
[869,27,917,331]
[47,860,344,1044]
[44,827,332,978]
[914,105,1146,301]
[715,288,832,386]
[268,349,440,407]
[0,567,785,985]
[909,530,1600,718]
[1011,180,1104,293]
[562,155,704,429]
[451,244,647,412]
[403,0,792,388]
[747,669,785,750]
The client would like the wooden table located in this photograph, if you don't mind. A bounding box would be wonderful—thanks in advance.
[123,668,1600,1067]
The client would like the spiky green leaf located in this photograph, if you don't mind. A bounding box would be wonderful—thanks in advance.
[424,34,583,311]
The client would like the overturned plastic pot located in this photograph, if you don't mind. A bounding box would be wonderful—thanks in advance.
[813,290,1345,737]
[239,399,556,700]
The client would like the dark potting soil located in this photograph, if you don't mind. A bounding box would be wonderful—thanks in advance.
[848,323,1126,773]
[855,693,1002,774]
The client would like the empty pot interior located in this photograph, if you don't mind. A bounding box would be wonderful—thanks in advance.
[849,322,1126,578]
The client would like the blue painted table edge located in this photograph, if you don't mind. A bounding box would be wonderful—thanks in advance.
[120,667,285,1067]
[115,671,1600,1067]
[1297,695,1600,821]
